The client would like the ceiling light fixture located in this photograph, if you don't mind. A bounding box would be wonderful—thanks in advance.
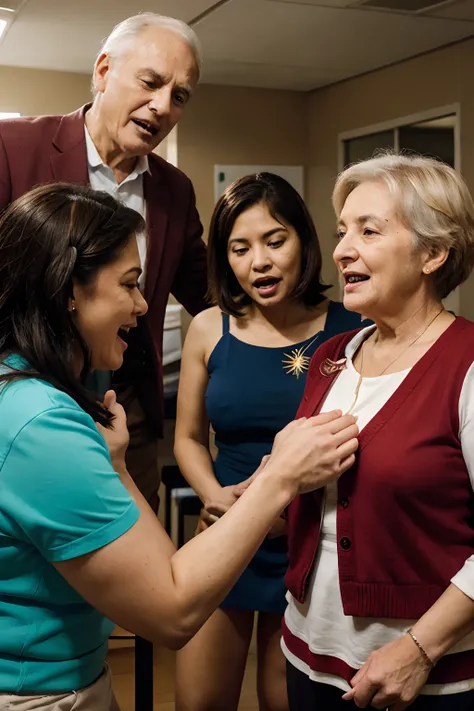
[0,19,7,38]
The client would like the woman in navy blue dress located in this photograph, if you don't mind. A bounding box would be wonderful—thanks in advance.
[174,173,367,711]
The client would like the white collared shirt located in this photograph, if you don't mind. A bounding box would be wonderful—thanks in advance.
[84,124,150,285]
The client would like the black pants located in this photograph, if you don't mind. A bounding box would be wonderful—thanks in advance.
[287,661,474,711]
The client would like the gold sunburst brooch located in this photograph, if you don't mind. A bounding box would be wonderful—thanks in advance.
[282,347,312,378]
[282,333,321,377]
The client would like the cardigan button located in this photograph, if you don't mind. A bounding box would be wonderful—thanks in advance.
[339,497,350,509]
[340,536,352,550]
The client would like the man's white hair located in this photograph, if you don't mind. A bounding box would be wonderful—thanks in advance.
[96,12,202,76]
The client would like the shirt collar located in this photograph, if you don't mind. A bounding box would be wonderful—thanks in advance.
[1,353,29,373]
[84,124,151,176]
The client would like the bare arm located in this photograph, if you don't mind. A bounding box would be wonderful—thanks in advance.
[173,311,222,505]
[55,460,291,649]
[55,399,358,651]
[411,584,474,662]
[343,585,474,710]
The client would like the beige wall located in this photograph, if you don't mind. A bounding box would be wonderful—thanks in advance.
[178,83,309,240]
[307,37,474,318]
[0,66,91,116]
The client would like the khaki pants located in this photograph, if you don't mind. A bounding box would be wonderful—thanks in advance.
[0,666,119,711]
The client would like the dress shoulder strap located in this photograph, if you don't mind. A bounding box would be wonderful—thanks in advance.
[221,312,230,334]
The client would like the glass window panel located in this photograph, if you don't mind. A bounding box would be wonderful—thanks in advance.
[343,130,394,168]
[399,120,455,168]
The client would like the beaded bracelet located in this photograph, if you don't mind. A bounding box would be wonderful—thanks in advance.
[407,628,435,668]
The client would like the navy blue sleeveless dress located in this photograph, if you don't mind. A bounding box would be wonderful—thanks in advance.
[205,301,366,613]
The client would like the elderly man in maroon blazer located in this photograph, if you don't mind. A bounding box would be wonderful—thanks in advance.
[0,12,208,510]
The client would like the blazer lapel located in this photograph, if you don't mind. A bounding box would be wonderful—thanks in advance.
[49,108,169,302]
[143,162,169,302]
[50,105,90,186]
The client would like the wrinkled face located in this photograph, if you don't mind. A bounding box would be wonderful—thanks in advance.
[93,26,198,157]
[73,237,148,371]
[333,180,428,320]
[227,202,302,308]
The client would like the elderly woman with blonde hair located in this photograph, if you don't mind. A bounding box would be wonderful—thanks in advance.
[282,152,474,711]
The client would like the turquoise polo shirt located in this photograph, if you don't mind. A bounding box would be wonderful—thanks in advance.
[0,366,140,693]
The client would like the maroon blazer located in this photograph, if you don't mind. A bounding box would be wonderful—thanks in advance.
[0,105,208,431]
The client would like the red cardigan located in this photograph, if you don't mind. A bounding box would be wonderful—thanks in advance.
[285,317,474,621]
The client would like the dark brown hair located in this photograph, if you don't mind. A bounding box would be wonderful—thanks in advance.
[0,183,145,426]
[207,172,329,317]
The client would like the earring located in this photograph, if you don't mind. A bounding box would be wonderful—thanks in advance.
[424,268,431,274]
[70,301,76,312]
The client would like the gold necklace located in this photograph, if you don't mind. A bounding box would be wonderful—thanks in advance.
[282,332,322,378]
[346,307,445,415]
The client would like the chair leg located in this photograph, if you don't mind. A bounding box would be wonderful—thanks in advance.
[135,635,154,711]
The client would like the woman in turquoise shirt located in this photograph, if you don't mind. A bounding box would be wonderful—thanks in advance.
[0,183,359,710]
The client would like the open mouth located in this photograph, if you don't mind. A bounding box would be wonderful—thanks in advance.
[131,118,159,137]
[253,277,281,291]
[117,326,131,343]
[344,273,370,285]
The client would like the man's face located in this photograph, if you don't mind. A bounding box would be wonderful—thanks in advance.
[93,26,198,157]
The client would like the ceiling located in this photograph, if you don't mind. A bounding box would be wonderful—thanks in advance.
[0,0,473,91]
